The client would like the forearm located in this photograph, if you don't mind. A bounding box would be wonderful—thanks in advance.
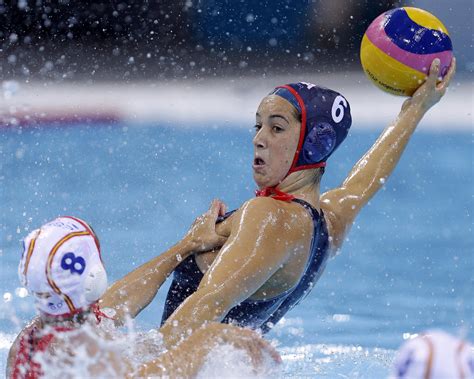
[159,288,231,348]
[342,102,427,205]
[100,236,197,325]
[133,326,220,378]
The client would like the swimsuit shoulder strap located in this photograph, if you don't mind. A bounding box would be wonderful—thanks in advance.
[291,198,323,222]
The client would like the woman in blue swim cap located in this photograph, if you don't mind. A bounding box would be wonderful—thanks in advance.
[100,59,455,349]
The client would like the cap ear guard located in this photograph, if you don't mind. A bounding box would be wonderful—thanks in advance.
[84,264,108,303]
[272,83,351,178]
[302,121,337,164]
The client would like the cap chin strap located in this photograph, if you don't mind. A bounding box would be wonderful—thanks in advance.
[255,161,326,202]
[276,85,328,177]
[286,160,326,177]
[255,187,295,202]
[41,302,114,324]
[90,303,114,323]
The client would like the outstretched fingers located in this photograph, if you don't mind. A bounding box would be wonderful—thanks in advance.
[437,57,456,92]
[426,58,441,88]
[409,56,456,111]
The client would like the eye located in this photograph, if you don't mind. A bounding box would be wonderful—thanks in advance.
[272,125,284,133]
[254,124,262,132]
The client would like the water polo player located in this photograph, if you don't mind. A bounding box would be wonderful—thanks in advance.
[104,58,456,349]
[7,216,280,378]
[390,330,473,379]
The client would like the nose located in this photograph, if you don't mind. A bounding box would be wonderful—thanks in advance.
[253,126,268,149]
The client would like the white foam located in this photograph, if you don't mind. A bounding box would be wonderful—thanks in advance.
[198,343,281,379]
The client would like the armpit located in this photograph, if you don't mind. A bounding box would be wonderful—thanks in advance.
[320,199,349,257]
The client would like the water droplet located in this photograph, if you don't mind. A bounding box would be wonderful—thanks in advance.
[15,287,28,298]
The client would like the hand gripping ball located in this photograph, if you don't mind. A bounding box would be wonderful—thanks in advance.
[360,7,453,96]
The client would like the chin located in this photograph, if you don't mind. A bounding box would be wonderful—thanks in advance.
[253,174,277,189]
[253,174,267,189]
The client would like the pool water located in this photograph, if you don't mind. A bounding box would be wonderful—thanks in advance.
[1,123,472,377]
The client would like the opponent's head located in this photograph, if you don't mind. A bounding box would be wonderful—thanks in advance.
[390,330,474,379]
[18,216,108,317]
[253,82,351,188]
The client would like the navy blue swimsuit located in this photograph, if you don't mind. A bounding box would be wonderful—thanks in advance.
[161,198,330,333]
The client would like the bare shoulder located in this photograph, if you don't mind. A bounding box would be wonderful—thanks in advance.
[7,317,40,376]
[233,196,313,239]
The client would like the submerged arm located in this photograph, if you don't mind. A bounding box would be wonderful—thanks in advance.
[133,323,281,377]
[99,200,227,325]
[321,58,456,252]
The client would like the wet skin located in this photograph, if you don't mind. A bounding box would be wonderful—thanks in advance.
[252,95,301,189]
[161,59,457,349]
[11,58,455,377]
[196,94,310,295]
[197,58,458,274]
[97,58,456,350]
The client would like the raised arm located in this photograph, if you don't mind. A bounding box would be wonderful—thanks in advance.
[159,197,312,348]
[99,200,227,325]
[321,58,456,252]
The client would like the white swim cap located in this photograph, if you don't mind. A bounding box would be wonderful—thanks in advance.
[390,330,474,379]
[18,216,108,316]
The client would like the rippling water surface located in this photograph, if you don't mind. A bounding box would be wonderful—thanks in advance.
[1,123,472,377]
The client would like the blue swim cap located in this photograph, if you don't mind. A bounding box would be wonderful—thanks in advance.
[271,82,351,176]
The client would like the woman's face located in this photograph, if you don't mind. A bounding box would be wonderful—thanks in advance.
[253,95,301,188]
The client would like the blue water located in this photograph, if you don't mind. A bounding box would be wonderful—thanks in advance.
[1,123,473,377]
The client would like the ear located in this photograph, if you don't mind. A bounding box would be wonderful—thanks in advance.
[302,121,336,163]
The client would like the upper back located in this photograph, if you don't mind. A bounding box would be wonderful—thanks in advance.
[8,322,126,379]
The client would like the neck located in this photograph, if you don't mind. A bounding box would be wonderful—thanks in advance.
[276,170,320,207]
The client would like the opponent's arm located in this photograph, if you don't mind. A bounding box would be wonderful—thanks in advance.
[99,200,227,325]
[159,197,311,348]
[321,58,456,253]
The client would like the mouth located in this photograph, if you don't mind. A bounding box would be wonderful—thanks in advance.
[253,156,266,172]
[253,157,266,167]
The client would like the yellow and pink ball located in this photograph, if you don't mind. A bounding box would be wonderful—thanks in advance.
[360,7,453,96]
